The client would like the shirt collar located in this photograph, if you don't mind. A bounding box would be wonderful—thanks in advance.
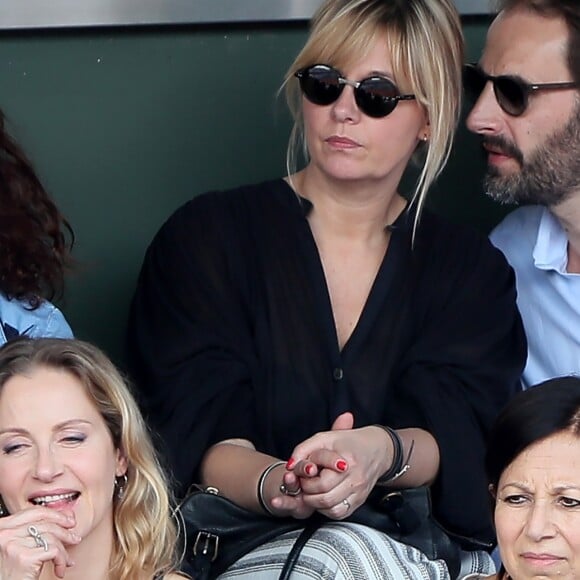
[296,192,412,232]
[533,207,569,273]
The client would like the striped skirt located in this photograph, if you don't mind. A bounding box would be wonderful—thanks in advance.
[219,522,494,579]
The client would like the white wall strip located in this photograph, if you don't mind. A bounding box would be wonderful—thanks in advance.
[0,0,491,30]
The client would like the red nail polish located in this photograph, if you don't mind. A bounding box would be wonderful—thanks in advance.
[305,464,313,475]
[336,460,348,472]
[286,458,295,470]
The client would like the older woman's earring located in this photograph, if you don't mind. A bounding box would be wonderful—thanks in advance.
[422,134,428,142]
[0,496,7,517]
[115,474,128,500]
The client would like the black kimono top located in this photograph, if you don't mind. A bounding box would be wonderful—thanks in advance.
[127,179,526,544]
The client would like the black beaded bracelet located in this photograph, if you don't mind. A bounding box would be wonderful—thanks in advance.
[377,430,415,485]
[375,425,405,484]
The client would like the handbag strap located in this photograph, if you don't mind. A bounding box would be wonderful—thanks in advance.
[278,519,321,580]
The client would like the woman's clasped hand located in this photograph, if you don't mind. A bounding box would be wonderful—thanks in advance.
[0,508,79,579]
[273,413,392,519]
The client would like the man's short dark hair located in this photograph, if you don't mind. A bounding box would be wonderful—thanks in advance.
[496,0,580,85]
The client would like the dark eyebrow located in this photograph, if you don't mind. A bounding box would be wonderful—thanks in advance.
[554,485,580,494]
[499,483,580,496]
[476,64,531,85]
[499,482,532,494]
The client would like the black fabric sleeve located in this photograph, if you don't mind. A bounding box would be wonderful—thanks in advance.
[392,227,526,542]
[127,195,258,495]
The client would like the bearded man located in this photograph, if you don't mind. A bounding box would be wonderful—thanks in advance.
[465,0,580,388]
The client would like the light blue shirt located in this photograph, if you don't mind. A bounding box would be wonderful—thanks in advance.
[0,293,73,345]
[490,205,580,388]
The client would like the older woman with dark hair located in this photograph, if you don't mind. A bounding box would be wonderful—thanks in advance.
[479,377,580,580]
[0,109,73,342]
[128,0,526,577]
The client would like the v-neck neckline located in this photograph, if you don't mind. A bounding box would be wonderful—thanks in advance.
[281,179,411,357]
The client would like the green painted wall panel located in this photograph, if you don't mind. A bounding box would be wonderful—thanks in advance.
[0,19,499,364]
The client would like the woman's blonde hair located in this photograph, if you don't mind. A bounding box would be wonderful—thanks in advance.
[0,338,178,580]
[284,0,464,221]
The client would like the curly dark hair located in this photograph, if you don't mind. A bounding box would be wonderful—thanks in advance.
[0,110,73,308]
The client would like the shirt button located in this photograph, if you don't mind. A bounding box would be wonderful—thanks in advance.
[333,367,344,381]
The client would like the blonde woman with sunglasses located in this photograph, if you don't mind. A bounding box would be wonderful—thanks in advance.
[128,0,526,577]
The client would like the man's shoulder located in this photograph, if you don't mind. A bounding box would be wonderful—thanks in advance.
[491,205,544,237]
[489,205,544,255]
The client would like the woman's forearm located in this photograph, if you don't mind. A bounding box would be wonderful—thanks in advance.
[200,426,439,515]
[200,439,286,513]
[372,427,440,488]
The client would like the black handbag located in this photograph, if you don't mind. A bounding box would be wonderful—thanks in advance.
[176,485,491,580]
[349,486,492,578]
[176,486,306,580]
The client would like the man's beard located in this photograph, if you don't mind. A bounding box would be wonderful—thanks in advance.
[482,108,580,206]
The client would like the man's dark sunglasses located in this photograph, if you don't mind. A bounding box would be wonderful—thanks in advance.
[463,63,578,117]
[295,64,415,119]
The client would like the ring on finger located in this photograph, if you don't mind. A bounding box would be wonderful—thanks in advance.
[28,525,49,552]
[342,498,351,511]
[280,483,302,497]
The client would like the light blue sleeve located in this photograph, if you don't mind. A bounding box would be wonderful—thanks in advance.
[28,302,74,339]
[44,305,74,338]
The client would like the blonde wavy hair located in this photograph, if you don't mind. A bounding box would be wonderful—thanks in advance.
[0,338,178,580]
[284,0,464,223]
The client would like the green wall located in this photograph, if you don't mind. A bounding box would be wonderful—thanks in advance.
[0,17,501,365]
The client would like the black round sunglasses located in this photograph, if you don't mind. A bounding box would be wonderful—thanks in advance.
[295,64,415,119]
[463,63,578,117]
